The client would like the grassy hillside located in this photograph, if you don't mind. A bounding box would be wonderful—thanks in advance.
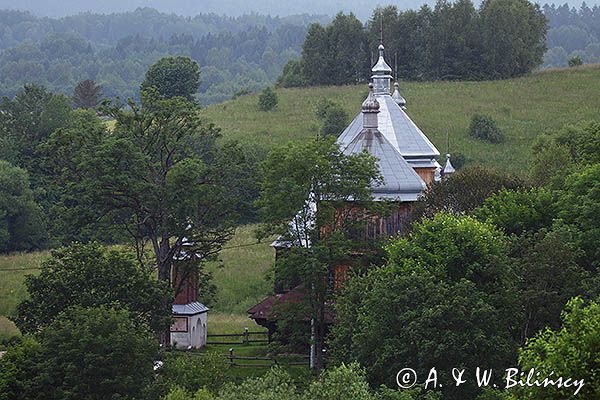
[0,225,274,340]
[203,64,600,174]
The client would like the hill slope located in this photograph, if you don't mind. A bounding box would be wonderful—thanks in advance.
[203,64,600,174]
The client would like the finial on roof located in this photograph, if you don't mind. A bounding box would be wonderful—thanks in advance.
[362,83,380,129]
[392,82,407,109]
[379,13,384,45]
[443,154,456,178]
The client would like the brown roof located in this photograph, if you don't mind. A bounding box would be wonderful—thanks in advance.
[248,286,335,324]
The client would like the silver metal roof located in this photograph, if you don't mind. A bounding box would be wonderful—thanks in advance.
[337,95,440,162]
[342,127,426,201]
[372,44,392,73]
[172,302,209,315]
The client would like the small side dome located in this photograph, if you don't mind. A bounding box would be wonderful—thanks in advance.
[362,83,380,113]
[443,154,456,178]
[392,82,406,109]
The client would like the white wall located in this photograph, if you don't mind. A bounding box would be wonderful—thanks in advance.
[171,313,207,349]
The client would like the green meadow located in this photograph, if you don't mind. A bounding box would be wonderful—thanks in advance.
[3,65,600,341]
[0,225,273,341]
[203,64,600,174]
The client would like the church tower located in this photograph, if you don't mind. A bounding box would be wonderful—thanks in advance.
[337,42,441,184]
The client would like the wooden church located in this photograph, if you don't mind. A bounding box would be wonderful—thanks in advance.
[248,42,454,336]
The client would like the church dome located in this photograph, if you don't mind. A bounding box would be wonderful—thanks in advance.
[361,83,380,113]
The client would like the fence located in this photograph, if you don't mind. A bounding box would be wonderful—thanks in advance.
[225,348,310,368]
[207,328,270,345]
[172,348,310,368]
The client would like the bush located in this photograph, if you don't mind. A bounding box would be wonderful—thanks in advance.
[469,114,505,143]
[158,352,228,395]
[217,367,299,400]
[568,54,583,67]
[315,98,349,137]
[0,306,158,400]
[258,86,278,111]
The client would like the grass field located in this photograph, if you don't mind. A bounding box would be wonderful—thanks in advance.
[0,225,274,340]
[202,64,600,174]
[3,66,599,342]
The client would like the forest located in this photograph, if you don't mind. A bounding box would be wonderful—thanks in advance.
[0,3,599,105]
[544,2,600,66]
[0,8,325,104]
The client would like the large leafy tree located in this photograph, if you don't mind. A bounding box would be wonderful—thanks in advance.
[555,163,600,271]
[44,92,253,343]
[301,13,369,86]
[426,0,481,80]
[141,56,201,101]
[330,213,519,400]
[0,160,46,253]
[39,109,122,244]
[509,226,592,342]
[47,92,249,279]
[474,188,593,341]
[474,188,555,236]
[368,5,432,80]
[479,0,547,78]
[0,306,158,400]
[0,84,71,177]
[515,296,600,400]
[257,136,381,373]
[14,242,172,335]
[410,165,526,222]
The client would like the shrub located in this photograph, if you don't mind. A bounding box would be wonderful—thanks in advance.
[216,367,299,400]
[315,98,349,137]
[469,114,505,143]
[258,86,278,111]
[158,352,228,395]
[0,307,158,400]
[568,54,583,67]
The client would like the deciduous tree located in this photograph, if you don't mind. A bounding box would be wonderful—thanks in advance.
[331,213,519,400]
[0,160,46,253]
[14,242,172,335]
[257,136,381,373]
[141,56,200,101]
[0,306,158,400]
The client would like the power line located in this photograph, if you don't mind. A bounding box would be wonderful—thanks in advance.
[1,241,268,272]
